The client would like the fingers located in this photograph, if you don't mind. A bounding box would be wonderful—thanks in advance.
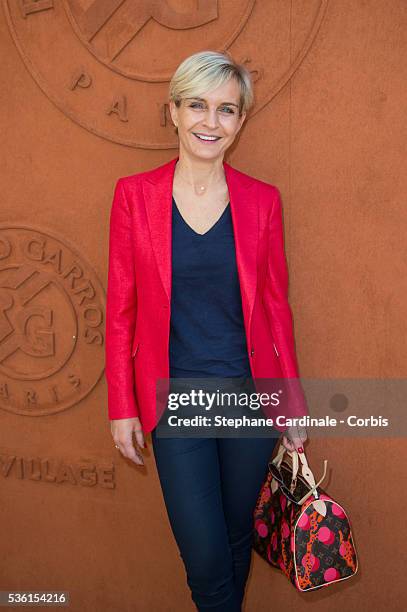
[281,435,296,452]
[282,426,309,452]
[122,440,145,465]
[115,438,144,465]
[133,427,146,450]
[111,419,146,466]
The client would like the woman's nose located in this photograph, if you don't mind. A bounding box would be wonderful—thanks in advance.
[202,109,219,129]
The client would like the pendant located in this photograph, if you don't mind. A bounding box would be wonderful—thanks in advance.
[194,184,206,196]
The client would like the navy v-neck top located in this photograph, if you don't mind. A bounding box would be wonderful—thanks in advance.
[169,196,252,378]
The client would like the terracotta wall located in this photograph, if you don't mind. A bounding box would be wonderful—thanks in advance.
[1,1,405,611]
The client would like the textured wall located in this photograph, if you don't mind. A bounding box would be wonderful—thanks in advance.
[0,1,405,610]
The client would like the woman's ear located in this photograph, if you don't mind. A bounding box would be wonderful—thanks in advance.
[237,111,247,133]
[169,99,178,128]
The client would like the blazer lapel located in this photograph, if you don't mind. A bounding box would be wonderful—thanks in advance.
[142,156,259,338]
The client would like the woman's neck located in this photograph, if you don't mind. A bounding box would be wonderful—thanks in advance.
[174,156,226,196]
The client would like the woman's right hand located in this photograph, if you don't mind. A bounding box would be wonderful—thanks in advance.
[281,424,308,453]
[110,417,146,465]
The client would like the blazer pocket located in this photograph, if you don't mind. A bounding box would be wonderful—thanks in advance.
[131,337,140,358]
[260,297,280,358]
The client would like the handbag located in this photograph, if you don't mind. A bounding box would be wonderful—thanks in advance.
[253,442,359,592]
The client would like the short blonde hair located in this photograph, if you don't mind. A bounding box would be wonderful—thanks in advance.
[169,50,254,133]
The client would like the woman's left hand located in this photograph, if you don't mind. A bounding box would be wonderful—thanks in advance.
[282,425,308,452]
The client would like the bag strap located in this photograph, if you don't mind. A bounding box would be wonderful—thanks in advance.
[271,441,328,502]
[297,460,328,504]
[271,442,299,492]
[271,442,287,468]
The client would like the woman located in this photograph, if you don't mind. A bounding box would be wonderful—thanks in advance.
[106,50,308,611]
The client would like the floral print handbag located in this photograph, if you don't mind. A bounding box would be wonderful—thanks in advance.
[253,442,359,592]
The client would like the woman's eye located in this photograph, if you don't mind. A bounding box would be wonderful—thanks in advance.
[189,103,234,114]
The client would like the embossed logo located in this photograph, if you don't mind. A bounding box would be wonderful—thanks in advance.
[0,225,105,416]
[4,0,329,148]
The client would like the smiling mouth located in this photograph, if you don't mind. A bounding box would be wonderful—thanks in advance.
[192,133,222,142]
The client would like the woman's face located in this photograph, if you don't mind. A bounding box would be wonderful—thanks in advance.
[170,77,246,162]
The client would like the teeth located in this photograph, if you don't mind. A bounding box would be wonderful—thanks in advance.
[194,133,219,141]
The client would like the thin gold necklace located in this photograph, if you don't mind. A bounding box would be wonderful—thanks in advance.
[175,168,225,197]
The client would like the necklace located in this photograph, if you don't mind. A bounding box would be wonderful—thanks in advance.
[175,168,225,197]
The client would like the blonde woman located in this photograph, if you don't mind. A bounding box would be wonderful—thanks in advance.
[106,50,308,611]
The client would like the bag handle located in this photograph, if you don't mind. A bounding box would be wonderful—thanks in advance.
[271,442,328,503]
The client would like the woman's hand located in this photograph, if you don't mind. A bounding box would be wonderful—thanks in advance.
[281,425,308,453]
[110,417,146,465]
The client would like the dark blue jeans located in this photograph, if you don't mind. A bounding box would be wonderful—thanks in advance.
[151,430,279,611]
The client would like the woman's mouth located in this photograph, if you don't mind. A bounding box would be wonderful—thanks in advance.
[192,133,222,144]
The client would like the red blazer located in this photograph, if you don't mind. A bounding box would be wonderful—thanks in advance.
[105,156,308,433]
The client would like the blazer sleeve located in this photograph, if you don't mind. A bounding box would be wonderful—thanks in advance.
[262,186,309,428]
[105,178,139,420]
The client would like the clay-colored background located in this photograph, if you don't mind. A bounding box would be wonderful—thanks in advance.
[1,1,406,611]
